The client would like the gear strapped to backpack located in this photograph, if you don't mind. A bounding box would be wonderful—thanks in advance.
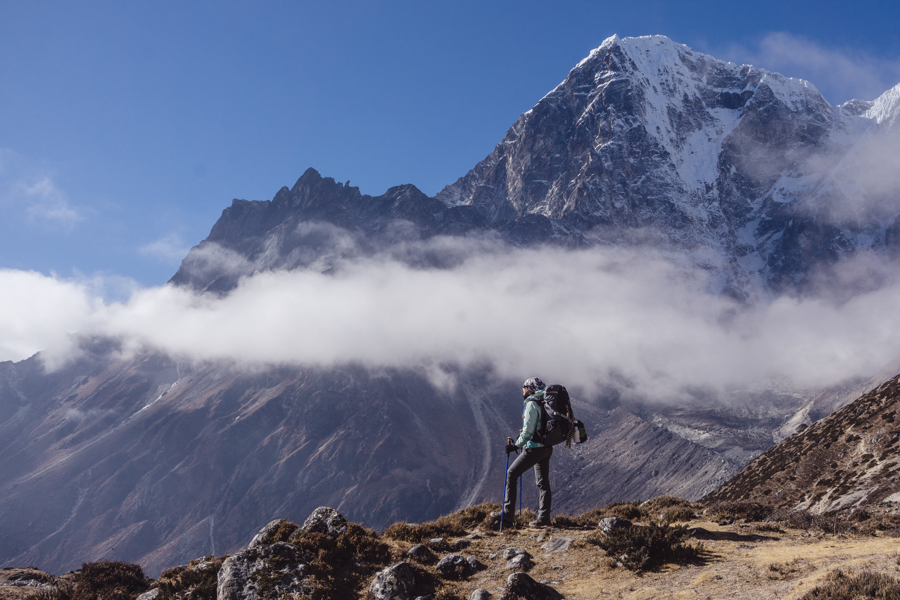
[531,384,586,447]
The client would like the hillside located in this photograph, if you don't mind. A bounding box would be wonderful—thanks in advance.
[6,501,900,600]
[705,373,900,512]
[4,33,900,578]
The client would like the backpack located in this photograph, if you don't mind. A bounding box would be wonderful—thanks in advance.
[532,384,574,447]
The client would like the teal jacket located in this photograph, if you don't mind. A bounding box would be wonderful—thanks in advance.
[515,389,545,450]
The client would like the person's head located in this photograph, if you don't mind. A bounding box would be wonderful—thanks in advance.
[522,377,545,398]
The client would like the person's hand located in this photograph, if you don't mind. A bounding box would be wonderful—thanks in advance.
[505,441,518,455]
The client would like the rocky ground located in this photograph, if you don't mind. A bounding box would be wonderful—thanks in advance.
[7,501,900,600]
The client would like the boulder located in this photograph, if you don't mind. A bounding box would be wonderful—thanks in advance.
[406,544,437,564]
[248,519,299,549]
[469,589,491,600]
[435,554,476,579]
[452,538,471,551]
[300,507,347,538]
[499,573,563,600]
[466,556,484,572]
[598,517,632,534]
[217,542,309,600]
[370,562,417,600]
[136,590,159,600]
[540,537,573,553]
[501,547,529,561]
[505,554,533,571]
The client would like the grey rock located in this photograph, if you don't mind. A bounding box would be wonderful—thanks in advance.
[452,538,471,550]
[499,572,563,600]
[248,518,298,549]
[370,562,417,600]
[469,589,491,600]
[406,544,436,564]
[598,517,633,534]
[540,537,573,553]
[505,554,534,571]
[301,507,347,538]
[427,538,444,548]
[136,590,159,600]
[465,555,484,572]
[218,542,309,600]
[501,547,529,560]
[435,553,475,579]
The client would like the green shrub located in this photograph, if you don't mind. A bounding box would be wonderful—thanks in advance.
[800,569,900,599]
[592,522,704,573]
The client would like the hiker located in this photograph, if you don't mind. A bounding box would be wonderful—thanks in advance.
[501,376,553,528]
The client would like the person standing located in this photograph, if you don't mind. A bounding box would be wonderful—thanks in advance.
[501,377,553,528]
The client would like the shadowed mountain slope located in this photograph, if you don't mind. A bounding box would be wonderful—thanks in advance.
[705,373,900,512]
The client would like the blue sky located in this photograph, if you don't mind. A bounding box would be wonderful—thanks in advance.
[2,0,900,288]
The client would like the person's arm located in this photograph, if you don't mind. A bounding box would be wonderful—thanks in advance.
[515,400,540,447]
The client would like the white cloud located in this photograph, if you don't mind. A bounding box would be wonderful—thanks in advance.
[0,149,83,227]
[7,243,900,402]
[0,269,97,362]
[18,177,83,225]
[139,233,192,263]
[721,32,900,104]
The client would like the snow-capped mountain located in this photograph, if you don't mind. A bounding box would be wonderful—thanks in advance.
[3,35,900,578]
[438,35,900,298]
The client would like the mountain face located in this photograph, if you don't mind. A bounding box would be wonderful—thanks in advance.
[705,372,900,512]
[437,35,900,298]
[3,35,900,577]
[0,350,738,577]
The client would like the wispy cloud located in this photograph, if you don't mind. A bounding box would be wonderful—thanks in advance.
[720,32,900,104]
[0,148,83,228]
[139,233,192,263]
[6,241,900,402]
[17,177,83,225]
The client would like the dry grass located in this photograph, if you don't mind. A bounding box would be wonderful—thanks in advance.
[372,503,900,600]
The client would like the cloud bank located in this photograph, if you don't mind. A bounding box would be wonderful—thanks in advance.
[5,242,900,402]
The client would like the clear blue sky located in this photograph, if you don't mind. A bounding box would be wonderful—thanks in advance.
[2,0,899,288]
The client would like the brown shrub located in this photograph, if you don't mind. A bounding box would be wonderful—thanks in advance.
[384,503,498,541]
[290,522,392,600]
[640,497,700,523]
[157,555,226,600]
[590,522,704,573]
[705,501,773,523]
[770,509,851,534]
[66,561,151,600]
[552,501,643,530]
[799,569,900,599]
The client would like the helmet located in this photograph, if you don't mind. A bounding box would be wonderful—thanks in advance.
[522,377,545,394]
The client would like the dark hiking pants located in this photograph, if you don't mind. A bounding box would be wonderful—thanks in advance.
[502,445,552,522]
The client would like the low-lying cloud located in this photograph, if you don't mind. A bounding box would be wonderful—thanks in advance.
[5,242,900,402]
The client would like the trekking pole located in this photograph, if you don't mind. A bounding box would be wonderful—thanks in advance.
[517,448,523,517]
[500,451,510,533]
[518,475,523,516]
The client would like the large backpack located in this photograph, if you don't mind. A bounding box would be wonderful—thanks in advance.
[532,384,573,447]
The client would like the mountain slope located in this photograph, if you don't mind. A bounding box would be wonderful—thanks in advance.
[705,373,900,512]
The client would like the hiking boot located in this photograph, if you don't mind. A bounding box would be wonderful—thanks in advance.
[489,511,513,531]
[529,518,551,528]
